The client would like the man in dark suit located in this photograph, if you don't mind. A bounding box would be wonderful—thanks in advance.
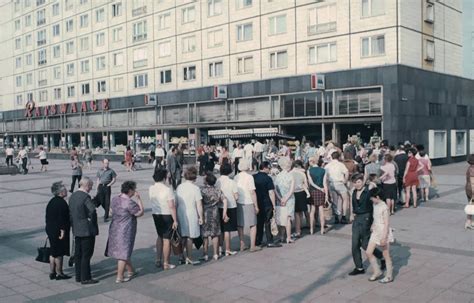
[69,176,99,285]
[166,147,180,189]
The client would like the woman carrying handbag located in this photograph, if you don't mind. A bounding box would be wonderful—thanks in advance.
[464,155,474,230]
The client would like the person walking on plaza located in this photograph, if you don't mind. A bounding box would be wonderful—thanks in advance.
[365,187,394,283]
[166,147,181,190]
[84,147,93,170]
[254,140,264,167]
[105,181,144,283]
[176,167,203,265]
[149,168,178,269]
[292,160,310,238]
[364,154,380,184]
[235,159,261,252]
[232,144,244,175]
[417,150,432,202]
[380,154,398,215]
[16,146,29,174]
[36,146,48,172]
[70,155,83,193]
[5,144,14,167]
[464,155,474,230]
[69,177,99,284]
[325,151,349,224]
[200,173,225,261]
[124,146,133,172]
[96,159,117,222]
[243,141,254,170]
[216,163,239,256]
[275,157,296,244]
[307,157,329,235]
[154,144,165,168]
[394,145,408,204]
[403,149,422,208]
[45,181,71,280]
[218,146,230,166]
[254,161,280,247]
[349,174,385,276]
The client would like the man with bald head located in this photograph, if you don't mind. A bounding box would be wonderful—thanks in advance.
[96,159,117,222]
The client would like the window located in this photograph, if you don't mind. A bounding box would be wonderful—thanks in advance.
[66,19,74,32]
[37,29,46,46]
[16,95,23,106]
[26,74,32,85]
[183,66,196,81]
[361,0,384,17]
[27,92,33,101]
[25,34,32,46]
[429,130,446,159]
[67,85,76,98]
[425,3,434,23]
[37,0,45,6]
[15,38,21,50]
[133,48,147,68]
[14,0,20,12]
[209,61,223,78]
[38,90,48,102]
[160,70,172,84]
[53,88,61,100]
[452,130,467,156]
[96,32,105,46]
[14,20,20,31]
[134,73,148,88]
[208,29,223,48]
[80,37,89,51]
[81,83,90,95]
[429,102,441,116]
[309,42,337,64]
[236,0,252,9]
[237,23,253,41]
[52,3,60,16]
[16,76,22,87]
[308,4,337,35]
[37,9,46,26]
[208,0,222,16]
[133,21,147,42]
[361,35,385,57]
[425,40,434,61]
[182,6,196,24]
[26,54,32,65]
[53,45,61,58]
[113,77,123,92]
[65,0,73,11]
[38,49,47,65]
[53,66,61,79]
[25,15,32,27]
[38,69,47,86]
[66,63,75,76]
[113,52,124,66]
[52,24,60,37]
[79,0,88,5]
[132,0,147,16]
[96,56,106,70]
[80,60,90,73]
[182,36,196,53]
[80,14,89,28]
[269,15,286,36]
[96,8,105,23]
[97,80,106,93]
[158,41,171,57]
[457,105,468,117]
[112,27,123,42]
[270,50,288,69]
[237,56,253,74]
[15,57,22,69]
[158,13,171,30]
[66,41,74,55]
[112,3,122,17]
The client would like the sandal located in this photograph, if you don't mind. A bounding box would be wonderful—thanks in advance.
[115,276,131,283]
[240,246,249,252]
[225,250,237,256]
[163,263,176,270]
[155,260,162,268]
[126,271,138,279]
[379,276,393,284]
[368,273,383,282]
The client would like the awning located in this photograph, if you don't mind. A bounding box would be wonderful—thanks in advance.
[208,128,295,140]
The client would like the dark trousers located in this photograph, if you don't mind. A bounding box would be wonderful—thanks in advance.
[352,213,383,269]
[21,158,28,174]
[397,176,404,201]
[256,207,273,245]
[97,184,111,219]
[74,236,95,282]
[5,155,13,166]
[71,175,82,192]
[234,157,241,175]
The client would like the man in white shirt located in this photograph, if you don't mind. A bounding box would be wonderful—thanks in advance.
[17,146,29,174]
[5,144,14,167]
[325,151,349,224]
[154,144,165,167]
[253,140,264,167]
[243,142,254,170]
[231,145,244,175]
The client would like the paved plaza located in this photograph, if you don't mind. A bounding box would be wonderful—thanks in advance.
[0,159,473,303]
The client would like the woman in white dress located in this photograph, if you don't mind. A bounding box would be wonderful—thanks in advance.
[366,187,394,283]
[274,157,296,244]
[176,167,203,265]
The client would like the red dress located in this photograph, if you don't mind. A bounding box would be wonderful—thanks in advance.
[404,157,419,187]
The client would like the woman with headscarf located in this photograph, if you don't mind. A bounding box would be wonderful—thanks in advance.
[275,157,296,243]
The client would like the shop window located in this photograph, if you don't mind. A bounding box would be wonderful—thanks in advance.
[335,88,381,115]
[450,130,466,157]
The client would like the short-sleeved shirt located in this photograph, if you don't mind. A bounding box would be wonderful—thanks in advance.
[39,150,47,160]
[254,142,263,153]
[292,169,307,192]
[253,172,275,209]
[325,160,348,183]
[380,162,396,184]
[365,162,381,177]
[309,166,325,188]
[96,168,117,185]
[418,157,431,176]
[234,171,256,205]
[5,148,14,156]
[243,144,254,158]
[216,175,238,208]
[18,150,28,159]
[149,182,175,215]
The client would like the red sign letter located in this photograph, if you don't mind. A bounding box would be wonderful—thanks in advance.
[35,107,41,117]
[60,103,68,114]
[102,99,109,111]
[50,105,57,115]
[71,103,77,113]
[81,101,88,112]
[43,106,49,116]
[90,100,98,111]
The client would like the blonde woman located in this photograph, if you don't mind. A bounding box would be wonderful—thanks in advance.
[275,157,296,243]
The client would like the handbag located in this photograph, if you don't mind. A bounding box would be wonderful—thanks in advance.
[465,198,474,215]
[35,238,51,263]
[170,229,183,256]
[323,202,333,221]
[270,212,279,236]
[193,236,203,250]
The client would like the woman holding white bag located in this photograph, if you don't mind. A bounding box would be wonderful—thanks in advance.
[464,155,474,230]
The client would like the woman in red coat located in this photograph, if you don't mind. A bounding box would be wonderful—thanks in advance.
[403,148,422,208]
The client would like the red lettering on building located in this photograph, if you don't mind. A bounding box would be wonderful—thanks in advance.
[60,104,68,114]
[71,103,77,113]
[43,106,49,116]
[50,105,57,115]
[35,107,41,117]
[102,99,109,110]
[90,100,98,111]
[81,102,88,112]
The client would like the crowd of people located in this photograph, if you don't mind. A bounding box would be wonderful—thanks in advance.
[40,137,473,287]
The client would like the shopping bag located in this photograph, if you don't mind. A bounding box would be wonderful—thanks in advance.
[170,229,183,255]
[35,238,50,263]
[193,236,203,250]
[323,202,333,221]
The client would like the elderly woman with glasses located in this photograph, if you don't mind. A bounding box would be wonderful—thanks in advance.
[45,181,72,280]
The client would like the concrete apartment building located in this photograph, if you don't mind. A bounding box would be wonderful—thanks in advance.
[0,0,472,163]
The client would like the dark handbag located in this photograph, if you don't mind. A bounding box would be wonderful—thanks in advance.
[170,229,183,255]
[35,238,51,263]
[193,236,203,250]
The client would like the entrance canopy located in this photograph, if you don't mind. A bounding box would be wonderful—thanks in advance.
[208,128,295,140]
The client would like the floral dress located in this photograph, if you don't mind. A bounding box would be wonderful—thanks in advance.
[200,185,222,237]
[274,170,295,225]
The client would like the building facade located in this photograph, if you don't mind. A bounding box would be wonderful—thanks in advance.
[0,0,472,163]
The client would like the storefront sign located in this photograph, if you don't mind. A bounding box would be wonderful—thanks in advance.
[213,85,227,99]
[311,74,325,90]
[25,99,109,118]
